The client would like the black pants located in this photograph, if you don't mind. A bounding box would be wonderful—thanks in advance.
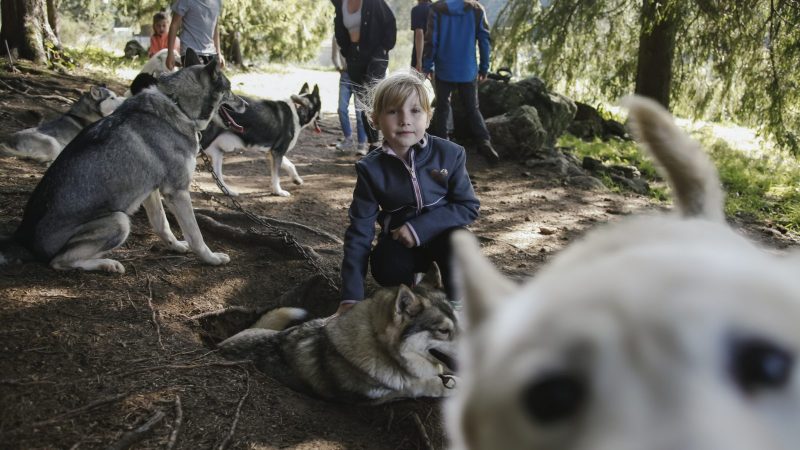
[346,47,389,144]
[369,227,462,300]
[430,78,490,142]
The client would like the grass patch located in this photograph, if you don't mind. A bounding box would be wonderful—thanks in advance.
[560,132,800,230]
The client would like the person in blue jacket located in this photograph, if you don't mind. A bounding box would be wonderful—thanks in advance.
[336,71,480,315]
[423,0,500,164]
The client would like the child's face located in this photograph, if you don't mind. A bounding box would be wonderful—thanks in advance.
[153,19,169,36]
[376,92,430,152]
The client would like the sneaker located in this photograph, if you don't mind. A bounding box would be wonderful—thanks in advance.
[477,140,500,165]
[336,137,354,151]
[355,142,368,156]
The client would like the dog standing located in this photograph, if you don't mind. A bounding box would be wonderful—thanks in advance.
[200,83,322,197]
[0,49,245,272]
[0,86,123,162]
[218,264,459,403]
[446,96,800,449]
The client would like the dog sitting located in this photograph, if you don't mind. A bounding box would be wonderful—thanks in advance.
[0,49,246,272]
[446,96,800,449]
[200,83,322,197]
[0,86,123,162]
[218,263,459,403]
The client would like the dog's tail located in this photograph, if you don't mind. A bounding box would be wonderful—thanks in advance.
[0,141,52,163]
[623,96,725,222]
[0,234,33,265]
[250,307,308,330]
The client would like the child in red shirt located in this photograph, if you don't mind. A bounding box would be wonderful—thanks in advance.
[148,12,180,57]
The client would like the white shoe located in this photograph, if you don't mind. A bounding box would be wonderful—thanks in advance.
[336,137,354,151]
[355,142,369,156]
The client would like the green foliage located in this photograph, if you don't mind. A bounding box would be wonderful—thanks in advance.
[560,131,800,230]
[494,0,800,155]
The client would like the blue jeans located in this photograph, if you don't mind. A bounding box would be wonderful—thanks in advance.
[338,71,367,144]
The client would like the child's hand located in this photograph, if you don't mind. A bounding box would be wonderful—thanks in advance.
[391,224,416,248]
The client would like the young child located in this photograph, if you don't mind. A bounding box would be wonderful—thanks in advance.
[338,70,480,314]
[148,12,180,57]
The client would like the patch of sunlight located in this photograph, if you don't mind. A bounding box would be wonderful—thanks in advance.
[498,228,543,250]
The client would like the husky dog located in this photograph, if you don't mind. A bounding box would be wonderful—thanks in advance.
[0,86,123,162]
[446,96,800,450]
[219,264,459,403]
[0,49,246,272]
[200,83,322,197]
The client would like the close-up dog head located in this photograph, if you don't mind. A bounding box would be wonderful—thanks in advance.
[291,82,322,133]
[446,96,800,450]
[156,49,241,131]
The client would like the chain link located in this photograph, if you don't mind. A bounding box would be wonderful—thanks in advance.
[194,151,341,294]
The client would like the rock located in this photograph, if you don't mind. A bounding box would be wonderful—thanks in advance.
[485,105,547,159]
[539,226,557,235]
[610,173,649,195]
[582,156,605,172]
[524,156,570,177]
[567,175,607,191]
[608,164,641,179]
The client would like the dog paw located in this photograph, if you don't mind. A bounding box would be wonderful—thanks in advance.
[273,189,291,197]
[204,252,230,265]
[293,177,304,186]
[99,259,126,273]
[169,240,190,253]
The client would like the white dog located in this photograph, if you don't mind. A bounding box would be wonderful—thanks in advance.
[140,48,180,77]
[447,96,800,450]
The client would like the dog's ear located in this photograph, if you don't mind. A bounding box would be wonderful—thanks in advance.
[395,285,423,317]
[418,262,444,290]
[205,56,220,80]
[300,82,310,94]
[89,86,104,100]
[184,48,202,67]
[312,84,319,97]
[451,230,516,327]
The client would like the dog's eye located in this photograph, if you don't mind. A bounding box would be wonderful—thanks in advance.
[730,336,794,394]
[522,373,587,424]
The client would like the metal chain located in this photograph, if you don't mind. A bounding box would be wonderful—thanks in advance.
[194,151,341,294]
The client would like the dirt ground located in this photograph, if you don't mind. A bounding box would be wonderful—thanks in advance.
[1,63,798,450]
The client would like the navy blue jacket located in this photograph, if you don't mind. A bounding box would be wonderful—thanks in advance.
[422,0,491,82]
[341,135,480,301]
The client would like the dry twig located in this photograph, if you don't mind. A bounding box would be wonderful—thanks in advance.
[165,396,183,450]
[0,78,73,102]
[412,412,435,450]
[32,392,129,427]
[106,409,166,450]
[217,370,251,450]
[145,277,164,350]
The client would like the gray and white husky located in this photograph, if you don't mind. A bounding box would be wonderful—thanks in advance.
[0,86,123,162]
[219,264,459,403]
[446,96,800,450]
[200,83,322,197]
[0,49,246,272]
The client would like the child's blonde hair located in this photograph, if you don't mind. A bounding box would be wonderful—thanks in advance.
[368,70,432,127]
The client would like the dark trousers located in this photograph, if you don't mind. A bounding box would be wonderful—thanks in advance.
[346,47,389,144]
[430,78,490,142]
[369,227,462,300]
[180,52,216,66]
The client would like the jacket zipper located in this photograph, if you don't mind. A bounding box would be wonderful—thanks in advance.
[388,150,423,215]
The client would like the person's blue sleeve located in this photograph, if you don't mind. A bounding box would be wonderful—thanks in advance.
[341,163,379,301]
[405,147,480,243]
[422,9,436,73]
[477,8,491,75]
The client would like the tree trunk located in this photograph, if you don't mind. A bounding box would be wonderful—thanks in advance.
[634,0,680,109]
[45,0,58,40]
[0,0,58,63]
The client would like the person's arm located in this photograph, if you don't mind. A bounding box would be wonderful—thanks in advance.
[381,0,397,51]
[404,147,480,243]
[341,163,380,302]
[165,13,182,70]
[422,8,436,76]
[332,0,351,58]
[476,6,491,81]
[414,28,424,72]
[213,20,226,68]
[331,36,344,71]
